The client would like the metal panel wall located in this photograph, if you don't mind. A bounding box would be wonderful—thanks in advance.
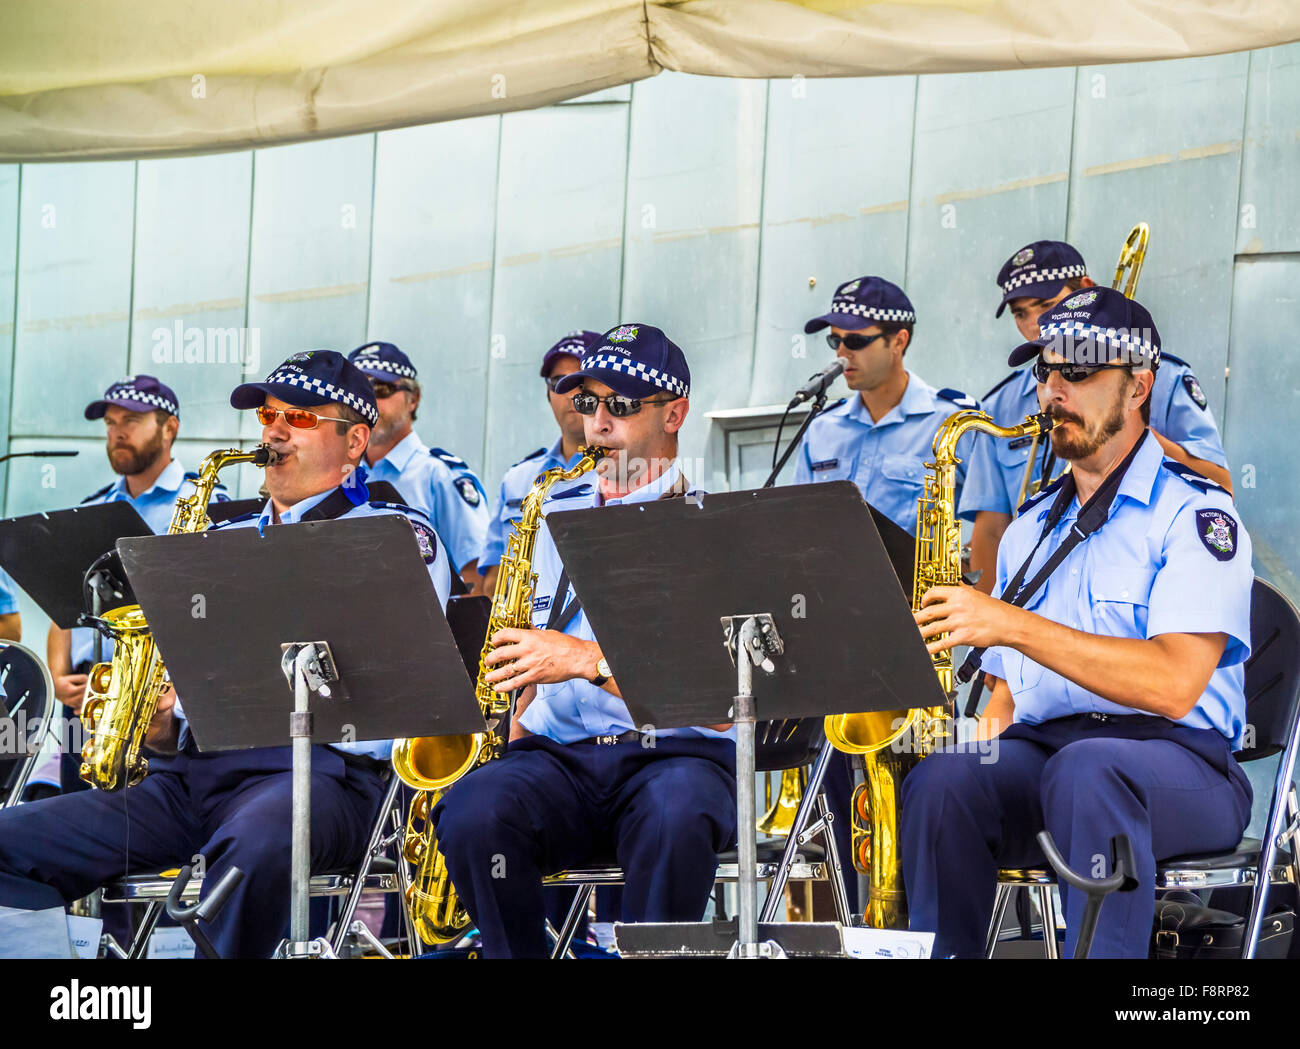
[906,68,1076,400]
[754,75,916,410]
[1237,43,1300,255]
[368,120,501,476]
[620,72,767,474]
[482,104,628,488]
[1066,54,1250,423]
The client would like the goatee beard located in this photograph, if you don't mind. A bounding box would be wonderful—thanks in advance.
[1048,392,1127,461]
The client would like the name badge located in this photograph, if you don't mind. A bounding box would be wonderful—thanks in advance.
[1007,436,1034,450]
[531,595,552,613]
[811,458,839,472]
[506,498,523,509]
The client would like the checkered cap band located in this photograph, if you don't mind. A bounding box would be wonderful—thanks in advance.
[829,299,915,324]
[580,353,690,397]
[357,358,417,380]
[264,368,380,425]
[1038,321,1160,366]
[108,387,177,415]
[1000,264,1086,296]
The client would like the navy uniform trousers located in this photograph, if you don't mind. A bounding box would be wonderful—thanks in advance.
[0,744,383,958]
[434,734,737,958]
[900,714,1252,958]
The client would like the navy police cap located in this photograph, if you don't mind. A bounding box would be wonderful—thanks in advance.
[85,374,180,420]
[553,323,690,400]
[995,240,1088,318]
[347,342,418,383]
[1008,286,1161,370]
[231,350,379,426]
[540,330,603,378]
[804,276,915,334]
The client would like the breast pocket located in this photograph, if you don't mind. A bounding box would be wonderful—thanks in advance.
[1089,565,1156,639]
[878,453,927,492]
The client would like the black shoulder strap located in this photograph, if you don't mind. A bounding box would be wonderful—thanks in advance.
[301,481,368,522]
[958,431,1149,716]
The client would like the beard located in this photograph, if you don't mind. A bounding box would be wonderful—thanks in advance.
[1047,387,1128,461]
[107,427,165,477]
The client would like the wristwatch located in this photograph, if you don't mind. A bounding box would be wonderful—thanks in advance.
[591,657,612,686]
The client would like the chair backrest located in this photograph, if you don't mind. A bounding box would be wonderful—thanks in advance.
[1238,578,1300,763]
[0,641,57,804]
[755,716,825,772]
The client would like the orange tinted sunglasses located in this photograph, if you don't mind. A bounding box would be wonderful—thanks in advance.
[255,404,355,429]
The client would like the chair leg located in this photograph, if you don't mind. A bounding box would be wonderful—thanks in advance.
[985,884,1013,958]
[759,742,835,923]
[328,774,402,954]
[815,790,853,927]
[127,901,164,960]
[1037,885,1060,959]
[549,886,594,960]
[1245,733,1300,957]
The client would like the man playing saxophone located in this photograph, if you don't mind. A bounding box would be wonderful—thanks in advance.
[0,351,451,958]
[901,288,1253,958]
[433,324,737,959]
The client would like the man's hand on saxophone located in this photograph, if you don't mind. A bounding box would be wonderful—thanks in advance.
[483,627,619,696]
[142,681,180,754]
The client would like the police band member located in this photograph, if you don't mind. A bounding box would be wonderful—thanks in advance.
[962,241,1231,593]
[796,276,978,537]
[0,351,450,958]
[347,342,489,594]
[47,376,225,793]
[433,324,737,959]
[903,288,1252,958]
[479,330,602,597]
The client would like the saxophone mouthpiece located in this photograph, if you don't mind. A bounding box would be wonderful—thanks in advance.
[254,444,282,467]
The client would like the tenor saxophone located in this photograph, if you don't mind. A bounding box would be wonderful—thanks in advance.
[78,445,279,791]
[824,410,1054,928]
[392,445,606,945]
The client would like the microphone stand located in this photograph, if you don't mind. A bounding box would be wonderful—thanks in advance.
[762,388,835,489]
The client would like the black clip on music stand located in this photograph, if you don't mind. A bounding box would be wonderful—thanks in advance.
[1035,830,1138,959]
[547,480,944,959]
[117,514,484,959]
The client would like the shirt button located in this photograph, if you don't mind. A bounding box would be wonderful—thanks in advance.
[1120,590,1129,599]
[1071,569,1078,575]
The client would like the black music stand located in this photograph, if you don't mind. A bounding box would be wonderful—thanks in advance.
[118,514,483,958]
[548,480,943,958]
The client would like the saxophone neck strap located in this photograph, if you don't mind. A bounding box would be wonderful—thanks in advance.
[958,429,1148,714]
[299,478,370,523]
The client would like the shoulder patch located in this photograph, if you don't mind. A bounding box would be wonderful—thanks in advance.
[1161,460,1225,493]
[512,447,547,468]
[408,519,440,565]
[454,475,482,507]
[1159,352,1188,368]
[982,371,1018,400]
[428,447,469,470]
[1015,473,1066,516]
[1195,508,1238,561]
[80,482,115,504]
[937,387,978,409]
[1182,373,1208,410]
[209,510,259,530]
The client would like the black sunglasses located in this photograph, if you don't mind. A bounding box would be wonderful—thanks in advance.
[544,375,570,394]
[370,379,415,399]
[571,391,676,417]
[1032,360,1134,384]
[826,332,885,352]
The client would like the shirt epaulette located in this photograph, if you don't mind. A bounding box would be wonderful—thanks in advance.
[546,484,594,502]
[982,371,1020,400]
[937,387,978,409]
[428,447,469,470]
[368,499,433,521]
[1016,473,1066,515]
[209,511,259,530]
[1159,352,1188,368]
[512,447,547,468]
[1161,459,1226,493]
[80,482,115,504]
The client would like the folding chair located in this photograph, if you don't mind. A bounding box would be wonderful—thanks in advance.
[0,642,57,809]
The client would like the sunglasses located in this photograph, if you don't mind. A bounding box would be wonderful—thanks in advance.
[255,404,356,429]
[370,380,414,399]
[826,332,885,352]
[544,375,570,394]
[1032,360,1134,384]
[571,392,676,417]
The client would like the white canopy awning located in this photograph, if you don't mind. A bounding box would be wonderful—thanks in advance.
[3,0,1296,161]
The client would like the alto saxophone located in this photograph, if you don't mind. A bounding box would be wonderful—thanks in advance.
[393,445,606,945]
[824,410,1054,928]
[79,445,279,791]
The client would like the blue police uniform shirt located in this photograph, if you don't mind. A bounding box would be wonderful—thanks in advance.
[362,432,489,573]
[0,569,19,616]
[71,459,225,670]
[980,430,1252,747]
[516,462,736,745]
[958,358,1228,520]
[479,439,589,570]
[793,371,978,537]
[169,487,453,762]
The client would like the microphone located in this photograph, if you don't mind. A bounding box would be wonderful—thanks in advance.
[788,360,845,408]
[0,450,79,464]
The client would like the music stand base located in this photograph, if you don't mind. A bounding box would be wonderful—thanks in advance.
[615,919,848,959]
